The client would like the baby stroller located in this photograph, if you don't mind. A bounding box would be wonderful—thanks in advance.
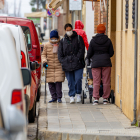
[81,62,115,104]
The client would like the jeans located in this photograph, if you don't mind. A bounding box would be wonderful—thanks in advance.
[65,69,83,97]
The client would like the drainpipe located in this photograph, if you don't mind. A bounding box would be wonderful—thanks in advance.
[131,0,138,125]
[106,0,109,35]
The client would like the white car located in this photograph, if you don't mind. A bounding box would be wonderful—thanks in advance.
[0,24,31,140]
[0,23,36,117]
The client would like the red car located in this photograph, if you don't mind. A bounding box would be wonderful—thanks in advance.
[0,17,42,122]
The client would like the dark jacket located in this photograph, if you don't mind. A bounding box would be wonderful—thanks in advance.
[87,34,114,68]
[58,31,85,72]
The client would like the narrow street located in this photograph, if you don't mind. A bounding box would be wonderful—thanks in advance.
[28,74,140,140]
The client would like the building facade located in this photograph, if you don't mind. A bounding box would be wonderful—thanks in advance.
[94,0,140,125]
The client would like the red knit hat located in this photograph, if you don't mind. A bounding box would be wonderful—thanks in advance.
[97,24,106,34]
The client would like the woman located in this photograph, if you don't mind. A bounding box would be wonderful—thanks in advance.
[42,30,65,103]
[87,24,114,105]
[58,23,85,104]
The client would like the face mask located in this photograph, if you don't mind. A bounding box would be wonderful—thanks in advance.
[66,31,73,37]
[51,39,58,42]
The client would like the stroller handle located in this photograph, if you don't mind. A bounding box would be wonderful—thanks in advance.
[87,66,91,69]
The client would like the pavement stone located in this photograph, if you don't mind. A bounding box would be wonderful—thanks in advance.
[116,136,133,140]
[133,137,140,140]
[97,135,115,140]
[62,133,69,140]
[83,134,97,140]
[69,134,83,140]
[39,131,62,140]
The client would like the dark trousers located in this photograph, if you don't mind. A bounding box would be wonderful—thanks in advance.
[65,68,83,97]
[48,82,62,100]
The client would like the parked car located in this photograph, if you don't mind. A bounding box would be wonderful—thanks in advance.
[0,23,38,123]
[0,26,31,140]
[0,16,42,103]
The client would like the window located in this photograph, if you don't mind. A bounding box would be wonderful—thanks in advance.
[21,26,32,51]
[125,0,129,29]
[0,108,4,128]
[132,0,135,28]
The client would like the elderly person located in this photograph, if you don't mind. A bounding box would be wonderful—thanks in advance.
[42,30,65,103]
[87,24,114,105]
[58,23,85,104]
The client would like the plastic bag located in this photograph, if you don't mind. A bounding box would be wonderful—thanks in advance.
[53,44,59,54]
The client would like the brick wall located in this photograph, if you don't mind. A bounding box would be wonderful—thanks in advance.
[94,0,109,34]
[58,14,64,36]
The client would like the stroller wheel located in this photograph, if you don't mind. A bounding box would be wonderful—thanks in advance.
[110,90,115,104]
[82,90,85,104]
[90,96,92,103]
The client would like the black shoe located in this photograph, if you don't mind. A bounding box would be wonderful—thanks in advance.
[58,99,62,103]
[48,99,57,103]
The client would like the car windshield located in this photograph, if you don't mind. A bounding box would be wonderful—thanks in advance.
[35,26,41,38]
[21,26,32,51]
[36,27,39,36]
[0,107,3,129]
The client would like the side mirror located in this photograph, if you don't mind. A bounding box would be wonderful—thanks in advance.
[21,68,31,86]
[34,61,40,69]
[36,63,40,69]
[8,106,26,132]
[30,62,36,71]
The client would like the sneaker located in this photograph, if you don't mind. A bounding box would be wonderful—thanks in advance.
[70,97,75,104]
[93,100,99,105]
[58,99,62,103]
[48,99,57,103]
[77,94,81,103]
[103,99,108,105]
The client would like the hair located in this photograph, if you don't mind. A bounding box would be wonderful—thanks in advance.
[64,23,73,30]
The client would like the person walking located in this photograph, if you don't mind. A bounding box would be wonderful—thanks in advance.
[73,20,89,50]
[86,24,114,105]
[58,23,85,104]
[42,30,65,103]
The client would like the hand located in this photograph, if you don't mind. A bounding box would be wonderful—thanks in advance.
[43,62,48,68]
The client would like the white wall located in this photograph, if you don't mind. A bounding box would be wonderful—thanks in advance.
[85,2,94,43]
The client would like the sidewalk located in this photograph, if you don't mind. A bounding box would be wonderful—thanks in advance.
[38,76,140,140]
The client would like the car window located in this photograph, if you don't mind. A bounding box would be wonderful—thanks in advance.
[21,26,32,51]
[36,27,39,36]
[23,35,30,68]
[0,107,3,128]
